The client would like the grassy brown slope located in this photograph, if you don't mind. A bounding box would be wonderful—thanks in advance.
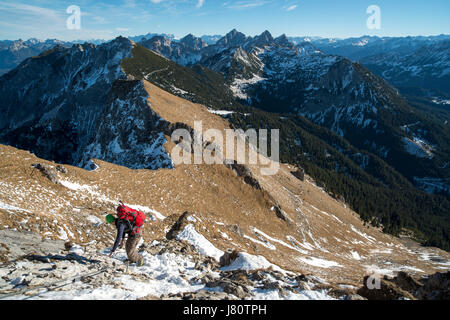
[0,83,449,286]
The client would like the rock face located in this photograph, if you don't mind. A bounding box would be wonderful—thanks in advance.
[81,79,173,170]
[0,230,65,263]
[0,37,173,171]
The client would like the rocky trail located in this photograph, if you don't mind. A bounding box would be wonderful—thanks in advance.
[0,230,339,300]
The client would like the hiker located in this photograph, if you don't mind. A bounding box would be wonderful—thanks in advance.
[106,202,146,266]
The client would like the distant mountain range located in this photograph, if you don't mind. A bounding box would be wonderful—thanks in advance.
[303,35,450,98]
[1,30,449,195]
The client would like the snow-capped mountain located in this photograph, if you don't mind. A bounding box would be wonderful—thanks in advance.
[180,31,418,149]
[0,38,72,75]
[129,32,175,43]
[360,40,450,95]
[304,35,450,61]
[136,29,449,194]
[200,34,223,45]
[0,37,172,170]
[140,34,207,66]
[298,35,450,96]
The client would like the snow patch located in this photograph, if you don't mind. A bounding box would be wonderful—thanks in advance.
[298,257,341,268]
[221,252,284,272]
[176,224,224,261]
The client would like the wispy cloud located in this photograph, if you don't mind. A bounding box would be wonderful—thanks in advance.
[285,5,297,12]
[223,0,271,10]
[196,0,205,8]
[0,1,63,22]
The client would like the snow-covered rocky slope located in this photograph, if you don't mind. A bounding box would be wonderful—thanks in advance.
[0,229,337,300]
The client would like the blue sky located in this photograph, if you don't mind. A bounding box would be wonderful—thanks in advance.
[0,0,449,41]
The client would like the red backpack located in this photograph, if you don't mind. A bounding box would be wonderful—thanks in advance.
[116,203,146,236]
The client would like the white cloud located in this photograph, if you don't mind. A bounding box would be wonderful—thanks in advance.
[196,0,205,8]
[0,1,63,22]
[286,5,297,11]
[223,1,271,10]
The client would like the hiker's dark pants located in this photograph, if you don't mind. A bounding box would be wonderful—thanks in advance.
[126,233,142,263]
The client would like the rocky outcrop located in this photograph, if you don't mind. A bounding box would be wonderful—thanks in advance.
[219,249,239,267]
[357,275,416,300]
[416,272,450,300]
[291,166,305,181]
[165,211,194,240]
[389,271,423,293]
[31,163,59,184]
[0,230,65,264]
[357,271,450,300]
[225,161,262,190]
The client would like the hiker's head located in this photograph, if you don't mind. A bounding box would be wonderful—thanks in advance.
[105,214,116,224]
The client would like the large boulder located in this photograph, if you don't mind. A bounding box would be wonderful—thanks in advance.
[389,271,423,293]
[165,211,193,240]
[291,166,305,181]
[357,275,416,300]
[416,272,450,300]
[219,249,239,267]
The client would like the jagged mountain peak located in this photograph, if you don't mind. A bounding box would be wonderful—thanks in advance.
[259,30,273,39]
[109,35,133,46]
[250,30,274,47]
[217,29,247,47]
[274,34,294,48]
[180,33,208,49]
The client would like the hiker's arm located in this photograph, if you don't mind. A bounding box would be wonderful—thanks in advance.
[110,222,125,255]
